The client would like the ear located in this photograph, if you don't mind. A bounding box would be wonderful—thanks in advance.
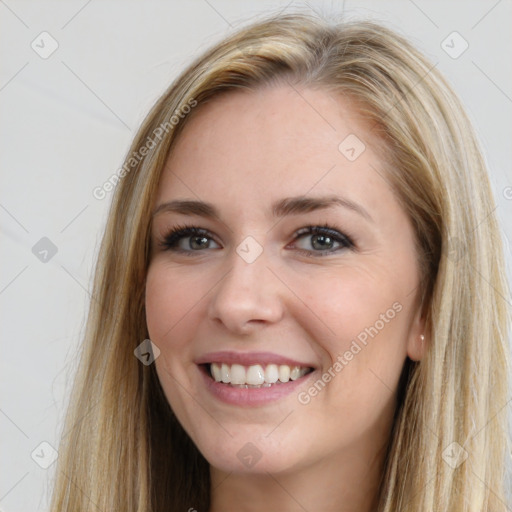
[406,304,428,362]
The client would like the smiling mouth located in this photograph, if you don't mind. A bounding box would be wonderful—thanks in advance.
[203,362,314,388]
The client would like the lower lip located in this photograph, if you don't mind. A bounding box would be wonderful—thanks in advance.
[199,366,314,406]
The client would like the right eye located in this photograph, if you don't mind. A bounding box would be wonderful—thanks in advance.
[159,225,221,254]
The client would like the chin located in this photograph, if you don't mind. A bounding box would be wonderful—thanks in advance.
[192,428,304,475]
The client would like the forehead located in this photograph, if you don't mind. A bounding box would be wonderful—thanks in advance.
[157,84,393,215]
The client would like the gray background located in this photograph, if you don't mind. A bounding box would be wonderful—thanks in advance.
[1,1,511,510]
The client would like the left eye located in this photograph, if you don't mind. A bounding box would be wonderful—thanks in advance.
[291,225,354,255]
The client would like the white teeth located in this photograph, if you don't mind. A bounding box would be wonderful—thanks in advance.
[230,364,246,385]
[209,362,311,386]
[265,364,279,383]
[211,363,222,382]
[220,363,230,383]
[278,365,290,382]
[246,364,265,385]
[290,366,301,380]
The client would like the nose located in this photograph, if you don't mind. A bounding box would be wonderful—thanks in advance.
[206,246,285,335]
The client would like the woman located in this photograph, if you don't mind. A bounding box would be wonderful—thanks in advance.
[49,11,511,512]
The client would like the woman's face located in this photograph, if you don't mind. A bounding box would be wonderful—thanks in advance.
[145,84,425,476]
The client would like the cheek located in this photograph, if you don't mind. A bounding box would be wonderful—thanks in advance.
[297,267,409,386]
[145,263,205,344]
[301,269,394,340]
[145,265,203,421]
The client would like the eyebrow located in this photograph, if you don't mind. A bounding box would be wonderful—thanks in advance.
[153,195,373,223]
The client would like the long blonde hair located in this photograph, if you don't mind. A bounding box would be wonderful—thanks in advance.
[49,11,511,511]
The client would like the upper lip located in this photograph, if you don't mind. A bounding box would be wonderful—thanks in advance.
[195,351,315,368]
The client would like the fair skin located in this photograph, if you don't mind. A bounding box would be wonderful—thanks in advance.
[145,83,426,511]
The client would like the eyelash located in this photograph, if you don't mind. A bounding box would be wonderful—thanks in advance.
[158,223,355,257]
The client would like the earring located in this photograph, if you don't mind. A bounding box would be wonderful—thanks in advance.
[420,334,425,342]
